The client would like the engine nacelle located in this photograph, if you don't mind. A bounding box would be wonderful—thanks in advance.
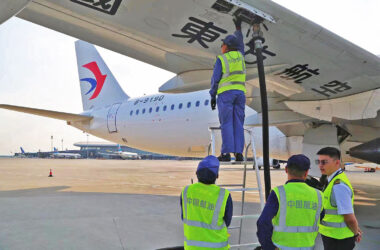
[348,138,380,164]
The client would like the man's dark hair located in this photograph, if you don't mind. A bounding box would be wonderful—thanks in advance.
[196,168,217,184]
[286,163,307,178]
[317,147,341,160]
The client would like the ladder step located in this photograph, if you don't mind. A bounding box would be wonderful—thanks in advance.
[230,242,260,248]
[227,226,241,229]
[220,161,254,165]
[232,214,260,219]
[228,188,259,192]
[220,168,255,172]
[219,184,244,187]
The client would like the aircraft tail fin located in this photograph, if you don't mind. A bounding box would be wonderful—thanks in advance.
[75,40,129,111]
[54,147,58,152]
[117,144,122,152]
[20,147,25,154]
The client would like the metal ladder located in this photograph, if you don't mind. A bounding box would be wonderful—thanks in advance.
[208,127,265,249]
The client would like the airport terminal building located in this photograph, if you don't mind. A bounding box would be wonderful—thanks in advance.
[73,141,173,159]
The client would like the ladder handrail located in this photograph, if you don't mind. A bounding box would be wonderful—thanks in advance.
[208,126,265,246]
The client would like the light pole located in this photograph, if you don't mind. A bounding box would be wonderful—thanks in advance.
[86,133,89,159]
[51,135,53,151]
[61,138,64,151]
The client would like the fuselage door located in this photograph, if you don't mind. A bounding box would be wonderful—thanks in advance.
[107,103,121,133]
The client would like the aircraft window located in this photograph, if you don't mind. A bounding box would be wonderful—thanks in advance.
[142,108,146,114]
[204,100,209,106]
[187,102,191,108]
[149,107,153,113]
[156,106,160,112]
[179,103,183,109]
[163,105,167,111]
[136,109,139,115]
[130,110,133,116]
[196,101,200,107]
[171,104,175,110]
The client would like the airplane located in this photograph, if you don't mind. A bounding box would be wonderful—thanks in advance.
[51,147,82,159]
[1,40,284,168]
[1,0,380,177]
[98,144,141,160]
[116,145,141,160]
[345,162,380,173]
[17,147,27,158]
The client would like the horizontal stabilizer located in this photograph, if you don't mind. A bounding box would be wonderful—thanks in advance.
[0,104,92,122]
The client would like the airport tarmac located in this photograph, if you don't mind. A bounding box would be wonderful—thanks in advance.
[0,159,379,249]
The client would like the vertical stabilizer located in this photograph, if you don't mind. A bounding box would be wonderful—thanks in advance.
[75,40,129,111]
[20,147,25,154]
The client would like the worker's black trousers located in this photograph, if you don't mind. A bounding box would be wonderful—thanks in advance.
[321,235,355,250]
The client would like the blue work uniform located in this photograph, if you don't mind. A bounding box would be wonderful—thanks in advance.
[210,30,246,154]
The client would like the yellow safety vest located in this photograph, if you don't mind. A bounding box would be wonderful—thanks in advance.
[272,182,322,249]
[217,51,246,95]
[181,182,230,249]
[319,171,355,239]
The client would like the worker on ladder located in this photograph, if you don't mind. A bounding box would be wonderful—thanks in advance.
[180,156,233,249]
[210,18,246,162]
[256,155,323,249]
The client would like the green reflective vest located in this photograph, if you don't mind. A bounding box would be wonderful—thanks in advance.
[217,51,246,95]
[181,182,230,249]
[319,171,355,239]
[272,182,322,249]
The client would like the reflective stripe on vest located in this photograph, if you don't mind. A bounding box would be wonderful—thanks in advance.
[274,185,322,233]
[185,239,228,248]
[321,221,348,228]
[182,185,228,248]
[217,51,246,94]
[272,243,314,250]
[325,209,338,215]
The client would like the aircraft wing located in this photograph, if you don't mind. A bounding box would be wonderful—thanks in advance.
[13,0,380,104]
[0,104,93,122]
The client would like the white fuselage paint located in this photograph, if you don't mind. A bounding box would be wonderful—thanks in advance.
[72,90,291,159]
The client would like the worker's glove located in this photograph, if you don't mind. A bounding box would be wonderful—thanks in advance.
[233,17,242,30]
[211,98,216,110]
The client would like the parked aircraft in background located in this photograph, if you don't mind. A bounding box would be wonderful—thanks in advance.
[1,1,379,177]
[99,144,141,160]
[116,145,141,160]
[52,147,81,159]
[345,162,380,173]
[18,147,27,158]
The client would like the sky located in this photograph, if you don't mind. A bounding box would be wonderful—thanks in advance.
[0,0,379,155]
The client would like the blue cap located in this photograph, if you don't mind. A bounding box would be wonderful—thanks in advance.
[287,154,310,171]
[222,34,239,49]
[197,155,220,176]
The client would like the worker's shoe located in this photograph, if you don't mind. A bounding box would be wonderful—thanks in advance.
[234,153,244,162]
[217,153,231,162]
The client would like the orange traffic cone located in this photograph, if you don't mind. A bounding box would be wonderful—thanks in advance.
[48,169,53,177]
